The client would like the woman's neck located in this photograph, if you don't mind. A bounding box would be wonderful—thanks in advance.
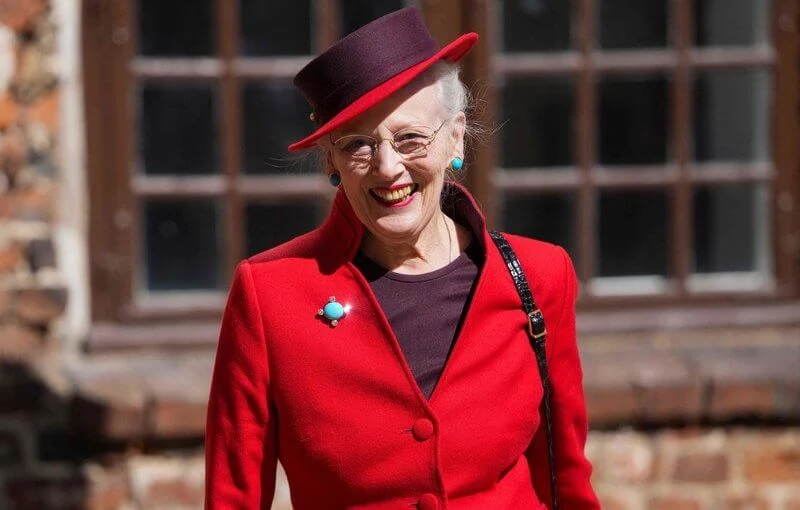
[360,211,468,275]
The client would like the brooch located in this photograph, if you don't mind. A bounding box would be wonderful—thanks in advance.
[318,296,351,327]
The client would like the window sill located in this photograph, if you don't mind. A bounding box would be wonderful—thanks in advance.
[70,323,799,444]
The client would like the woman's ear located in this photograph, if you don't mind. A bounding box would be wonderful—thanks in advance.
[451,111,467,156]
[322,146,337,173]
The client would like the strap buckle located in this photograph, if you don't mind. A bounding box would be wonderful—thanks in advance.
[527,308,546,340]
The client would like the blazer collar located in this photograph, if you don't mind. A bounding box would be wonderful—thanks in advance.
[317,181,490,272]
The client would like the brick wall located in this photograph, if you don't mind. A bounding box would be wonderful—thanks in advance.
[0,1,74,509]
[590,429,800,510]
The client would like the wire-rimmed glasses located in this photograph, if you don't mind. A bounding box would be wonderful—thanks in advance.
[330,119,448,168]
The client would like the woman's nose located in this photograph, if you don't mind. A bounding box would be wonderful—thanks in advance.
[372,139,403,177]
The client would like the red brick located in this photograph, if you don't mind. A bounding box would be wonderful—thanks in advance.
[0,92,19,128]
[585,386,638,426]
[0,188,55,221]
[15,286,67,324]
[0,0,46,32]
[744,445,800,483]
[0,241,23,272]
[673,452,730,483]
[649,496,702,510]
[0,323,41,361]
[148,398,207,439]
[85,466,130,510]
[144,478,204,507]
[639,383,704,422]
[721,491,769,510]
[0,123,27,178]
[710,382,777,420]
[0,289,11,316]
[786,496,800,510]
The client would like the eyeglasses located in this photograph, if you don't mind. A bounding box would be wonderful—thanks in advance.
[330,119,448,167]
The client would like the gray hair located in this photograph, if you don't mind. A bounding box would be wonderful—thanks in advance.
[418,61,471,119]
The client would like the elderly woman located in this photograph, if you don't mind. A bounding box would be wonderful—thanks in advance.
[205,7,598,510]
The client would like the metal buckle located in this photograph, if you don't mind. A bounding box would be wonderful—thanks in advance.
[527,309,546,339]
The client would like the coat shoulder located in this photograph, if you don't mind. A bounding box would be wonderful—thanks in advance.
[246,229,322,266]
[494,232,575,307]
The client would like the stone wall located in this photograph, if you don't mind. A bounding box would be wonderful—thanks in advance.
[0,1,73,509]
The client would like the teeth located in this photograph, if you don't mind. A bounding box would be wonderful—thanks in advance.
[373,184,414,203]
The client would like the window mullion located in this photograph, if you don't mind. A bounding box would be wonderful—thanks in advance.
[577,0,597,290]
[773,0,800,298]
[672,0,693,296]
[217,0,243,278]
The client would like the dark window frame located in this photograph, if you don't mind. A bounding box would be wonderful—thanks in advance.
[82,0,800,350]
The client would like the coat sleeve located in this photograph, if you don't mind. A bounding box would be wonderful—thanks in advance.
[526,247,600,509]
[205,261,277,509]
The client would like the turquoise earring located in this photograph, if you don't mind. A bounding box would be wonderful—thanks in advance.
[329,172,341,187]
[450,157,464,171]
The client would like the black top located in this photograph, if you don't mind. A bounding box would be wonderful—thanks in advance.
[354,235,481,399]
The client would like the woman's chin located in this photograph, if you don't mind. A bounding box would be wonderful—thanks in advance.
[367,214,425,243]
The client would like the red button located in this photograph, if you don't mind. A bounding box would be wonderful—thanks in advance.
[412,418,434,441]
[418,493,439,510]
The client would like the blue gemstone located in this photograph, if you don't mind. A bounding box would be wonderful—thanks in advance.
[452,157,464,170]
[323,302,345,320]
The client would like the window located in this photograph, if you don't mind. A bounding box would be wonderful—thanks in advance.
[476,0,799,305]
[83,0,799,347]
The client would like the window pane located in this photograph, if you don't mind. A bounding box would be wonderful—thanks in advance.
[598,76,670,166]
[246,201,323,255]
[693,69,771,163]
[499,0,572,52]
[341,0,407,36]
[243,81,318,174]
[694,185,768,273]
[599,0,668,49]
[501,76,574,168]
[138,0,213,56]
[502,193,576,258]
[140,83,218,175]
[695,0,770,47]
[598,191,669,276]
[240,0,312,56]
[143,200,221,291]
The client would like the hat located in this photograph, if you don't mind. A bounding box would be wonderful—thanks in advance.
[288,7,478,151]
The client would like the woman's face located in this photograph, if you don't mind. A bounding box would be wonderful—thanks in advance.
[325,81,466,246]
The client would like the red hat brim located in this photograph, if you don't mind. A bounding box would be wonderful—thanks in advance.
[288,32,478,152]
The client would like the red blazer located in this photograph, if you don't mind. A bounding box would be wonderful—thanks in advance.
[205,184,599,509]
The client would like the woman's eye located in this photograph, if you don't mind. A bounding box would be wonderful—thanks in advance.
[395,132,426,142]
[341,138,373,155]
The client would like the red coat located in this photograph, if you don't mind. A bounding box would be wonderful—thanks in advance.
[205,184,599,509]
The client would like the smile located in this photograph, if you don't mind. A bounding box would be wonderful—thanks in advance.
[370,184,418,205]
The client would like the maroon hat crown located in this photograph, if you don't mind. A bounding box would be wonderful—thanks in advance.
[288,7,478,151]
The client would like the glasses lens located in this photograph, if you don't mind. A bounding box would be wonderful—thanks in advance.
[334,135,374,157]
[393,127,435,155]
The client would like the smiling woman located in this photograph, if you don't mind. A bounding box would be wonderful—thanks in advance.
[205,7,599,510]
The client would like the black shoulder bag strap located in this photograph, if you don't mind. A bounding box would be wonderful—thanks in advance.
[489,230,558,510]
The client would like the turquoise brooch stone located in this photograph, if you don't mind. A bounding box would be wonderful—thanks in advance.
[318,296,351,327]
